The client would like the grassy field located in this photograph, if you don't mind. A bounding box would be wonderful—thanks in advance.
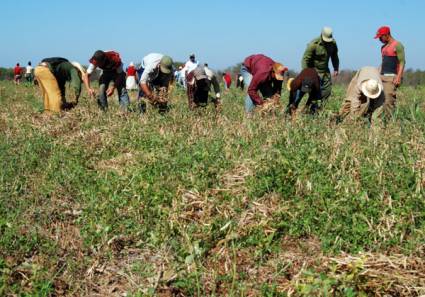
[0,80,424,296]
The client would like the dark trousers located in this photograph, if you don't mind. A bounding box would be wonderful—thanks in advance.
[98,71,130,110]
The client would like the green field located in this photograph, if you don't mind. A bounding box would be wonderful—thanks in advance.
[0,81,424,296]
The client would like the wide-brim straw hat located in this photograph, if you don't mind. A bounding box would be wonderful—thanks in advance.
[273,63,288,81]
[361,79,383,99]
[287,78,294,91]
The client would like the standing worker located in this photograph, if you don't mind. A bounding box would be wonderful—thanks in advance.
[302,27,339,105]
[374,26,405,118]
[25,61,34,84]
[14,63,22,85]
[222,72,232,90]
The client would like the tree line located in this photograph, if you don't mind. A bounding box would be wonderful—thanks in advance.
[2,66,425,87]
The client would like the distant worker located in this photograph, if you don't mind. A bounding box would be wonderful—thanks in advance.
[241,54,287,113]
[186,65,221,110]
[25,61,34,84]
[174,65,185,87]
[182,53,199,79]
[126,62,138,91]
[302,27,339,104]
[34,57,90,113]
[138,53,174,113]
[86,50,130,111]
[286,68,321,116]
[375,26,405,118]
[337,66,384,123]
[222,72,232,90]
[14,63,22,85]
[235,73,244,90]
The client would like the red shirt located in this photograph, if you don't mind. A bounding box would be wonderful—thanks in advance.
[89,51,122,71]
[224,73,232,87]
[14,66,22,75]
[243,54,275,105]
[127,66,136,76]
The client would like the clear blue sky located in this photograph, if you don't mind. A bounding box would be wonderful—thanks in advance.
[1,0,424,71]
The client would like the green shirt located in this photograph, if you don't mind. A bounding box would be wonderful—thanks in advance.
[395,42,406,66]
[49,61,82,99]
[302,37,339,73]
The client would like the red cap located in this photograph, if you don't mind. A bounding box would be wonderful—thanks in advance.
[374,26,391,39]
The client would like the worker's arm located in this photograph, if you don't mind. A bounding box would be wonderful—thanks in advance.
[140,83,153,99]
[394,43,406,86]
[247,73,267,105]
[86,63,97,97]
[210,75,221,96]
[301,43,315,69]
[108,65,125,96]
[69,68,82,103]
[331,43,340,76]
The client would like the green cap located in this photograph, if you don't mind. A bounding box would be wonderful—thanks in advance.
[160,55,173,74]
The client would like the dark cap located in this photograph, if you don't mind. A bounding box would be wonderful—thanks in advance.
[91,50,106,63]
[301,78,313,93]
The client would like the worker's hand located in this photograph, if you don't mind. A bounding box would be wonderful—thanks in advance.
[393,76,401,87]
[106,86,115,97]
[272,94,281,104]
[88,88,96,98]
[333,71,339,77]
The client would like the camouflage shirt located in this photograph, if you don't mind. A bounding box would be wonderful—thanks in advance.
[302,37,339,74]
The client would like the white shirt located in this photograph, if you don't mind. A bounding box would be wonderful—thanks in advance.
[139,53,164,84]
[182,59,198,76]
[25,66,33,74]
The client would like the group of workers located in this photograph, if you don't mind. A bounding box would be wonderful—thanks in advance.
[13,62,34,85]
[31,25,405,123]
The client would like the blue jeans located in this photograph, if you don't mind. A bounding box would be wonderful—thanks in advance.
[241,66,255,112]
[98,71,130,110]
[287,89,321,114]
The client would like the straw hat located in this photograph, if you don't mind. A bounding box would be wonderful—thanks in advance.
[361,79,382,99]
[287,78,294,91]
[273,63,288,81]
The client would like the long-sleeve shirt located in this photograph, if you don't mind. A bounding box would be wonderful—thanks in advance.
[243,54,281,105]
[41,58,82,99]
[345,66,384,115]
[302,37,339,74]
[204,67,220,95]
[289,68,321,103]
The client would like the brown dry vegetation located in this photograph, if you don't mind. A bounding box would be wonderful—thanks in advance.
[0,81,424,296]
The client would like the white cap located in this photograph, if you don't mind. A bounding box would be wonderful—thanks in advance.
[321,27,334,42]
[129,62,134,67]
[361,79,382,99]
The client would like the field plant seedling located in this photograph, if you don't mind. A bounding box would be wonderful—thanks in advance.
[0,81,424,296]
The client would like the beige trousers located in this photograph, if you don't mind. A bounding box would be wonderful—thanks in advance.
[34,66,62,113]
[380,75,397,117]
